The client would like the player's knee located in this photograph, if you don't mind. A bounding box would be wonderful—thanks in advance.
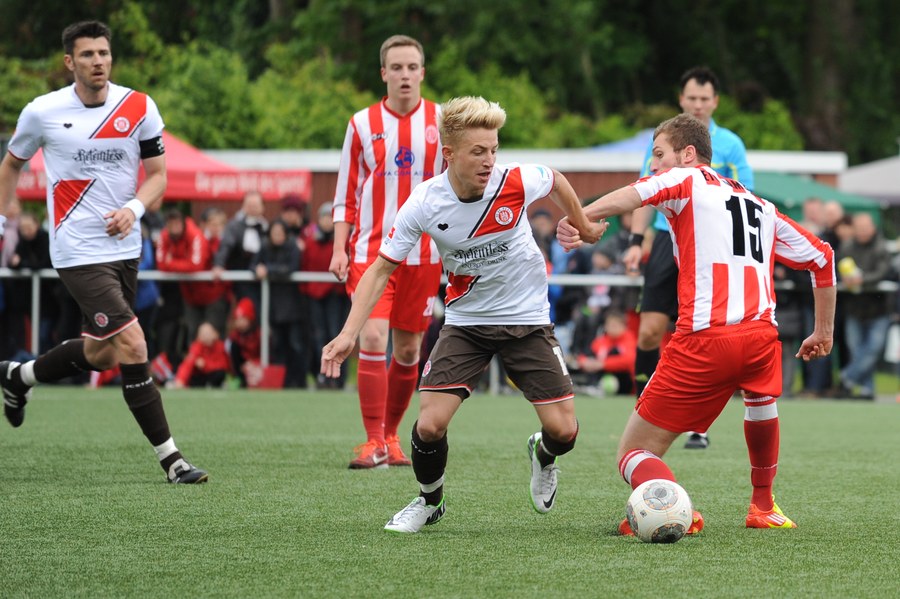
[415,418,448,442]
[541,423,578,457]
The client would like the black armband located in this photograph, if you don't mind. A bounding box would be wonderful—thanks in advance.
[140,136,165,159]
[628,233,645,247]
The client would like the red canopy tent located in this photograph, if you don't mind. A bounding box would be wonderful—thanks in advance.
[14,131,311,202]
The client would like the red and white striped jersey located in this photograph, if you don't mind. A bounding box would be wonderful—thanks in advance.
[332,97,442,266]
[632,165,835,334]
[380,163,555,326]
[8,83,164,269]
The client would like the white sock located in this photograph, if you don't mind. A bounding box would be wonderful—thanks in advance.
[19,361,37,386]
[153,437,178,461]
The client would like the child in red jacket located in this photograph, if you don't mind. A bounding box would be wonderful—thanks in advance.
[227,298,261,388]
[174,322,230,388]
[577,310,636,395]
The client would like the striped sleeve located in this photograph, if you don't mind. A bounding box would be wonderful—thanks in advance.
[333,118,363,226]
[773,209,835,288]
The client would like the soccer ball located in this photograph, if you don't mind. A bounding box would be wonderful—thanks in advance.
[625,479,693,543]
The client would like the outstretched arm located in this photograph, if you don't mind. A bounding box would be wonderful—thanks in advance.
[547,169,607,245]
[557,186,643,251]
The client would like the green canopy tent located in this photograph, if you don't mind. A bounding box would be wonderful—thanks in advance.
[753,171,882,224]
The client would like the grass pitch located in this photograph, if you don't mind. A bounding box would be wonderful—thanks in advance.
[0,386,897,598]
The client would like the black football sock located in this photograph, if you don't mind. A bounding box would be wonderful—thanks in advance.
[634,347,660,397]
[33,339,95,383]
[411,421,448,505]
[120,362,172,447]
[538,424,578,467]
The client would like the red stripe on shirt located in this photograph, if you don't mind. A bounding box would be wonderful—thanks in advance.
[91,91,147,139]
[343,121,363,226]
[710,262,729,327]
[742,265,760,323]
[470,167,525,238]
[366,103,386,264]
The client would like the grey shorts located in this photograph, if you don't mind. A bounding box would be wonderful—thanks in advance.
[57,259,139,340]
[419,324,574,404]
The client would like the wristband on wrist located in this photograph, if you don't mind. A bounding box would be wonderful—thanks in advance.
[627,233,645,247]
[123,198,146,220]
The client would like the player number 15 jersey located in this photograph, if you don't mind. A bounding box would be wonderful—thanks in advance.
[633,165,835,334]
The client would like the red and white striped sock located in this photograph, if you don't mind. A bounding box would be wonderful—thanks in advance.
[618,449,676,489]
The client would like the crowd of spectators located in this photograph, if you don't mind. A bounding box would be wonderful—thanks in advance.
[0,192,349,390]
[1,194,897,398]
[531,199,900,400]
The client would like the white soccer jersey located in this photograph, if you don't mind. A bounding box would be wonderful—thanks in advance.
[632,166,836,334]
[8,82,164,268]
[380,163,555,326]
[333,97,443,266]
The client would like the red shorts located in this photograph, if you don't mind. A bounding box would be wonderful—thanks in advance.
[637,321,781,434]
[348,261,442,333]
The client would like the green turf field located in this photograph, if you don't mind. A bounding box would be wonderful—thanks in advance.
[1,387,897,598]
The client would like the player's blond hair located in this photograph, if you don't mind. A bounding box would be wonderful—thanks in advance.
[380,35,424,67]
[654,114,712,164]
[439,97,507,147]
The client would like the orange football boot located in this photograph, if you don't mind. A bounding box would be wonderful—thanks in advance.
[348,440,389,469]
[619,510,704,536]
[746,499,797,529]
[385,434,412,466]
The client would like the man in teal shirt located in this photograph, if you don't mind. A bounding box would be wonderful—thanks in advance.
[623,66,753,449]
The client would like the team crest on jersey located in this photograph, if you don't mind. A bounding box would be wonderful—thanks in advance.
[394,146,415,168]
[494,206,514,226]
[425,124,439,145]
[113,117,131,133]
[422,360,432,377]
[94,312,109,328]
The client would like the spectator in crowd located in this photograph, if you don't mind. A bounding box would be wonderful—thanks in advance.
[213,190,268,309]
[279,194,309,244]
[252,219,307,388]
[772,263,808,397]
[173,322,230,389]
[836,212,893,399]
[227,297,261,388]
[135,222,161,358]
[574,310,636,396]
[799,197,825,237]
[301,202,349,389]
[9,212,57,355]
[569,243,625,358]
[199,207,232,332]
[156,209,229,342]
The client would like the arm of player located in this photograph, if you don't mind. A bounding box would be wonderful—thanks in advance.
[104,154,167,240]
[796,285,836,362]
[547,169,607,245]
[0,153,27,237]
[321,255,398,378]
[556,186,643,251]
[329,221,352,282]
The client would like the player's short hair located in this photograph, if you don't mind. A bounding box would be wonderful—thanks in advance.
[439,96,507,147]
[680,66,720,95]
[380,35,424,67]
[654,114,713,164]
[62,21,111,55]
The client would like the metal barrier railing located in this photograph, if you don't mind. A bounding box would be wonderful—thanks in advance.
[1,267,897,369]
